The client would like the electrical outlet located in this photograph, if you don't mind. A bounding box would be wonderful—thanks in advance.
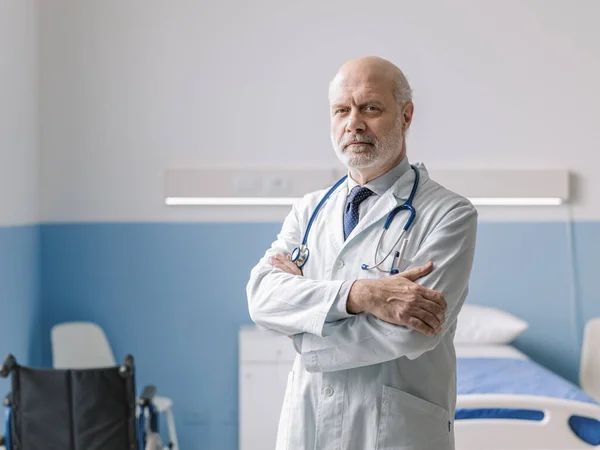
[263,175,291,195]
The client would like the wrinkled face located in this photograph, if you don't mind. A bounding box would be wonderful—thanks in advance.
[330,72,405,172]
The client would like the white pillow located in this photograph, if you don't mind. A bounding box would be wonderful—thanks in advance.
[454,304,529,345]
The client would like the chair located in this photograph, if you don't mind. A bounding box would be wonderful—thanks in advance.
[0,353,163,450]
[50,321,179,450]
[581,317,600,402]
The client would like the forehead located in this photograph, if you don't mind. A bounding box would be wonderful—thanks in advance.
[329,71,395,104]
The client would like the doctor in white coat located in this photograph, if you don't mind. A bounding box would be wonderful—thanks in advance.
[246,56,478,450]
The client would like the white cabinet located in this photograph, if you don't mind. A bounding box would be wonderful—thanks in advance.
[239,326,297,450]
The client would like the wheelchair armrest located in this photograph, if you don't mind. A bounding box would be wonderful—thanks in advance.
[0,354,16,378]
[138,385,157,407]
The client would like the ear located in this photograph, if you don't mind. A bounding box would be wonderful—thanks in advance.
[402,102,414,129]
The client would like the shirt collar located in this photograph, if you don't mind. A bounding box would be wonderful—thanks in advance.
[346,156,411,196]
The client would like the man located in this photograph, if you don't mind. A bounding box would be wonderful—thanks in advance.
[246,56,478,450]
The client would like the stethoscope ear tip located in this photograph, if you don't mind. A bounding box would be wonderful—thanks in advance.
[361,264,369,270]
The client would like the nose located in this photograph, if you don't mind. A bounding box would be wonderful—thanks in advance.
[345,110,366,134]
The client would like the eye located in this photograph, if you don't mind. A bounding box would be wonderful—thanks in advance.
[365,105,380,112]
[334,108,348,115]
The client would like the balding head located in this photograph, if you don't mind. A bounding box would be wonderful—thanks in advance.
[328,57,414,184]
[329,56,412,109]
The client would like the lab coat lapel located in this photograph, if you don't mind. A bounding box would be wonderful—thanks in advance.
[341,166,418,249]
[326,182,348,256]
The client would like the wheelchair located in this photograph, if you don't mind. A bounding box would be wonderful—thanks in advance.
[0,354,168,450]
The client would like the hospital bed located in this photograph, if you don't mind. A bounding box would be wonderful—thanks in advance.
[239,312,600,450]
[454,343,600,450]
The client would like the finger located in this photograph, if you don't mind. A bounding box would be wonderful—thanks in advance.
[282,257,301,272]
[417,287,447,309]
[270,257,301,275]
[278,257,302,275]
[413,298,446,322]
[270,256,286,267]
[271,254,291,266]
[398,261,433,282]
[410,306,443,332]
[406,316,436,337]
[402,302,441,331]
[271,260,293,273]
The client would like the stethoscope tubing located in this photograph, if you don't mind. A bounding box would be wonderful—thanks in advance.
[291,165,419,270]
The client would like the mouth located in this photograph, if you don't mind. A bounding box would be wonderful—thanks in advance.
[346,142,373,148]
[345,142,374,151]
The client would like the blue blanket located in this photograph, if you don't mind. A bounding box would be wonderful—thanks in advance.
[456,358,600,445]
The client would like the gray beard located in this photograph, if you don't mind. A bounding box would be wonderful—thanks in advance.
[333,123,405,171]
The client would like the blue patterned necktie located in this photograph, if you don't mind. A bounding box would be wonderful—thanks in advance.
[343,186,374,240]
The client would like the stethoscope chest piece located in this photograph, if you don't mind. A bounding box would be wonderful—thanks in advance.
[291,244,310,268]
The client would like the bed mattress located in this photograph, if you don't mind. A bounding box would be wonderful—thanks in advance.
[455,345,600,446]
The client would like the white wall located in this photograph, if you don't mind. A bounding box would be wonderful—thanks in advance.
[0,0,39,226]
[39,0,600,223]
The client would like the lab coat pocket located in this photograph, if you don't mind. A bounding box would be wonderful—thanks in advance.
[394,258,411,273]
[374,245,412,275]
[275,371,294,450]
[376,385,451,450]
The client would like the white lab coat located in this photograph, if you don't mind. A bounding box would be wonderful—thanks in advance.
[246,161,478,450]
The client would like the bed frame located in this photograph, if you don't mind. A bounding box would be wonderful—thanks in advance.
[581,318,600,402]
[454,394,600,449]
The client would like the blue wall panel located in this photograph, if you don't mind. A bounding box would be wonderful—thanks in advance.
[0,225,41,395]
[38,221,600,449]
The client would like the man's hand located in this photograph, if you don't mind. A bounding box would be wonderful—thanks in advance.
[347,262,447,337]
[268,253,446,337]
[269,254,303,276]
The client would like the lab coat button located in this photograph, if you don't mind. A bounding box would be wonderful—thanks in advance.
[336,260,344,269]
[324,386,334,397]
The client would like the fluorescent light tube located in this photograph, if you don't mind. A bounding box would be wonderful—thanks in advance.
[468,197,563,206]
[166,196,563,207]
[165,197,300,206]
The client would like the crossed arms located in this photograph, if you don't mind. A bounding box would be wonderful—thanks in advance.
[246,199,478,372]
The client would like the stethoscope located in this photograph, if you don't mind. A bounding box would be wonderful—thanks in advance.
[291,164,420,273]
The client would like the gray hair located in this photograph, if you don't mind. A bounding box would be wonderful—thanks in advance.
[393,69,412,107]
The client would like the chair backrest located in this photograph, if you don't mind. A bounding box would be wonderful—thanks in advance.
[51,322,116,369]
[6,361,138,449]
[580,317,600,401]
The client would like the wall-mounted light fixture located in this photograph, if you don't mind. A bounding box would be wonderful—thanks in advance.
[164,168,569,207]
